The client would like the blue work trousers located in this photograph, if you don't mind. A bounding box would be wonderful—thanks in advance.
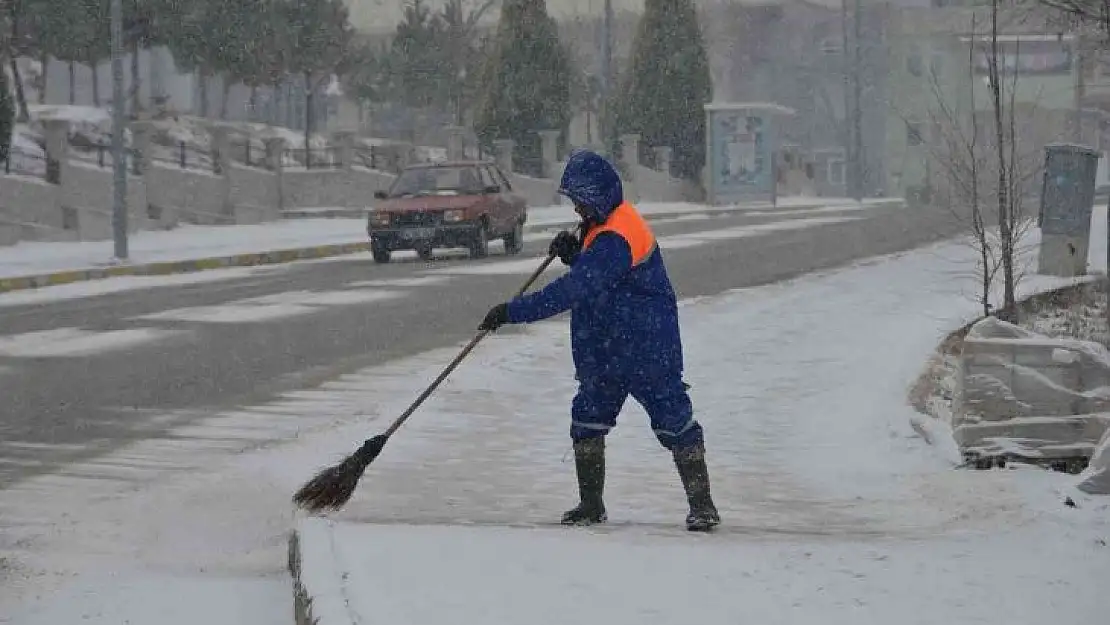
[570,374,703,450]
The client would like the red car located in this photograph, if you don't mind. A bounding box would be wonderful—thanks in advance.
[367,161,528,263]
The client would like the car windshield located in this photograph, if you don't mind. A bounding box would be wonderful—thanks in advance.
[388,166,485,197]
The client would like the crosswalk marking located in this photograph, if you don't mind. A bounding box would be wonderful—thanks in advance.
[422,257,569,277]
[656,216,862,247]
[346,277,450,288]
[135,302,318,324]
[0,327,179,358]
[425,216,864,276]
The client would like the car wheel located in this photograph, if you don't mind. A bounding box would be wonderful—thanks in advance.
[416,243,434,261]
[371,241,391,264]
[469,222,489,259]
[503,221,524,256]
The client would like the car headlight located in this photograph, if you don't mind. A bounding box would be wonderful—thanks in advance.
[444,209,464,223]
[370,211,391,227]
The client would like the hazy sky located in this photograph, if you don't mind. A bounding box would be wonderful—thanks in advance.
[342,0,853,33]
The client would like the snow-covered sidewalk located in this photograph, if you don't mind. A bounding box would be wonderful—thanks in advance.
[4,225,1105,624]
[279,238,1107,625]
[0,219,375,281]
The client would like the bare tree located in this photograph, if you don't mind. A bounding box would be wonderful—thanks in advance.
[913,15,998,317]
[904,4,1040,319]
[1034,0,1110,32]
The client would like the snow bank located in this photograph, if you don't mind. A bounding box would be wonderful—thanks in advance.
[8,104,445,171]
[0,218,366,279]
[1077,428,1110,494]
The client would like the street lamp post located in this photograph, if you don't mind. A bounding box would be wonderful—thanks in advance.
[600,0,613,152]
[110,0,129,259]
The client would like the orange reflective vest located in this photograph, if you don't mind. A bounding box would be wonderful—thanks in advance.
[581,202,658,266]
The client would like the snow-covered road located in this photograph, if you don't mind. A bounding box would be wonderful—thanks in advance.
[2,235,1107,624]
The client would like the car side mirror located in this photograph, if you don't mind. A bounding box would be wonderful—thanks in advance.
[483,184,501,194]
[373,190,388,200]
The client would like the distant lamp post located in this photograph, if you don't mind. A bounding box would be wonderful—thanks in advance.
[110,0,128,260]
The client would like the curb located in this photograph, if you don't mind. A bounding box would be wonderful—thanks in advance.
[289,517,357,625]
[0,242,370,294]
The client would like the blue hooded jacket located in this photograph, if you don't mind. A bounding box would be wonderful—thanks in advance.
[506,150,684,381]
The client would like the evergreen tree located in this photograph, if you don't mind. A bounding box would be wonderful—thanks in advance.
[615,0,710,181]
[474,0,570,176]
[387,0,449,110]
[280,0,354,157]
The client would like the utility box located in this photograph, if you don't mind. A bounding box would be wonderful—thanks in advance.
[1038,143,1100,277]
[703,102,795,206]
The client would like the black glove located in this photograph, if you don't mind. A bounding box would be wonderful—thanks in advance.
[479,303,510,332]
[549,230,581,266]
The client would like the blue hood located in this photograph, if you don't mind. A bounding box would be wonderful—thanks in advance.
[558,150,624,222]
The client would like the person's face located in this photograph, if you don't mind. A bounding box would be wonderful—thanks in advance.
[574,203,591,221]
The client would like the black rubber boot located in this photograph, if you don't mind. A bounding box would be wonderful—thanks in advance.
[673,442,721,532]
[561,437,607,525]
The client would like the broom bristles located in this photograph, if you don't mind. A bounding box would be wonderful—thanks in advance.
[293,435,387,513]
[293,453,368,512]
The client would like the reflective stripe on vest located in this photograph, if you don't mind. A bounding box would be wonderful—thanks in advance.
[581,202,657,266]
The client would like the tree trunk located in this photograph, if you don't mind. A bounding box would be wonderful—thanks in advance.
[9,57,30,122]
[271,82,281,125]
[988,0,1016,321]
[68,62,76,104]
[248,85,258,122]
[129,41,141,117]
[91,62,101,106]
[198,68,209,118]
[219,77,231,120]
[37,52,47,104]
[303,72,313,168]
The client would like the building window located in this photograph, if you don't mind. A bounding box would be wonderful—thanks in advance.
[828,159,845,185]
[906,121,924,146]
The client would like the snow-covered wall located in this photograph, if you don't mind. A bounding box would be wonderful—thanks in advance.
[0,175,58,227]
[281,168,393,210]
[146,164,226,226]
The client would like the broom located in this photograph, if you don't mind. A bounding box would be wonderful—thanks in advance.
[292,252,559,513]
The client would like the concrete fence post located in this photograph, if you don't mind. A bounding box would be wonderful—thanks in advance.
[537,130,560,178]
[493,139,515,174]
[42,119,70,186]
[331,130,357,170]
[446,126,466,161]
[264,136,287,212]
[207,124,235,222]
[619,134,641,168]
[654,146,673,176]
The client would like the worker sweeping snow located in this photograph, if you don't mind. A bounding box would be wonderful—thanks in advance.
[479,149,721,532]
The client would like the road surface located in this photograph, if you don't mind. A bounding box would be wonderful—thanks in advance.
[0,202,961,488]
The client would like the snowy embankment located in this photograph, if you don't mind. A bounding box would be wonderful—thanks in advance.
[911,203,1110,492]
[4,104,446,176]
